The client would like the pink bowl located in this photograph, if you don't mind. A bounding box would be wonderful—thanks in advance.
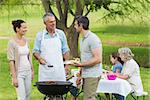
[107,74,116,80]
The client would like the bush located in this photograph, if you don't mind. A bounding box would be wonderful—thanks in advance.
[103,45,150,68]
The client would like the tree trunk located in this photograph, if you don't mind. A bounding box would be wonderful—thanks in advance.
[66,27,79,58]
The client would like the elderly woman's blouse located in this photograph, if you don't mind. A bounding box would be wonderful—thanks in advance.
[121,59,143,94]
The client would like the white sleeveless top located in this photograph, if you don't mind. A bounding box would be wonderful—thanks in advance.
[18,42,31,72]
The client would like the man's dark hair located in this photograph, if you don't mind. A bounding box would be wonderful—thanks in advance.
[75,16,89,30]
[12,19,25,32]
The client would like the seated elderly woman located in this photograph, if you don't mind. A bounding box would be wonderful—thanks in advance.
[115,47,143,96]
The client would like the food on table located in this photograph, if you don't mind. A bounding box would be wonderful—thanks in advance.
[64,58,80,64]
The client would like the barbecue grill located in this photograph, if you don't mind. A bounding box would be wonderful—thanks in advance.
[35,81,73,100]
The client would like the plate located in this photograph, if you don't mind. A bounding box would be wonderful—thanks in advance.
[63,60,74,64]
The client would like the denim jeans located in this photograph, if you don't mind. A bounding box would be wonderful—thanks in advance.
[113,93,125,100]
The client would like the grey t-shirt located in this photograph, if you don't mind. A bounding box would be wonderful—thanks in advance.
[80,31,102,78]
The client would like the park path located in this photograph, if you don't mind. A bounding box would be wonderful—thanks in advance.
[0,36,149,48]
[0,36,33,40]
[0,36,9,40]
[103,40,150,48]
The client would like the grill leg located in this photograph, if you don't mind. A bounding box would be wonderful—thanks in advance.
[43,96,46,100]
[61,95,64,100]
[44,95,56,100]
[131,94,137,100]
[44,95,51,100]
[56,95,64,100]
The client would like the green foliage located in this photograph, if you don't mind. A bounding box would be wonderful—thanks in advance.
[0,0,39,5]
[6,0,147,18]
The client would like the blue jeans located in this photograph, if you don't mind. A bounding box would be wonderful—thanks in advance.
[113,93,125,100]
[70,86,78,96]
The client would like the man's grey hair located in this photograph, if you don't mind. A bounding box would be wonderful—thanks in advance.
[118,47,134,60]
[43,13,55,22]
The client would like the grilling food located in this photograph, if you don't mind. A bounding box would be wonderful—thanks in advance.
[64,58,80,64]
[70,58,80,64]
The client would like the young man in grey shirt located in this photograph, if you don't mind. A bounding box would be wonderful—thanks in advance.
[73,16,102,100]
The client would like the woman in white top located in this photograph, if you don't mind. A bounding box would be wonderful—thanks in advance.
[115,47,143,95]
[7,19,34,100]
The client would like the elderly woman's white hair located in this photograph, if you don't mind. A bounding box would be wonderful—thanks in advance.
[118,47,134,60]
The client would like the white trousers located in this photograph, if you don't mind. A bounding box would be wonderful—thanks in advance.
[16,70,32,100]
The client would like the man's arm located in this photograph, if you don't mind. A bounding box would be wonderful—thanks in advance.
[60,30,70,61]
[33,32,46,64]
[63,51,70,71]
[33,52,46,65]
[63,51,70,61]
[75,34,102,67]
[76,47,102,67]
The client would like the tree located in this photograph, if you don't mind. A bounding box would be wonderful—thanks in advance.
[40,0,149,57]
[1,0,149,57]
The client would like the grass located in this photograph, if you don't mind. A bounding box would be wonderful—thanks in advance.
[92,25,150,43]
